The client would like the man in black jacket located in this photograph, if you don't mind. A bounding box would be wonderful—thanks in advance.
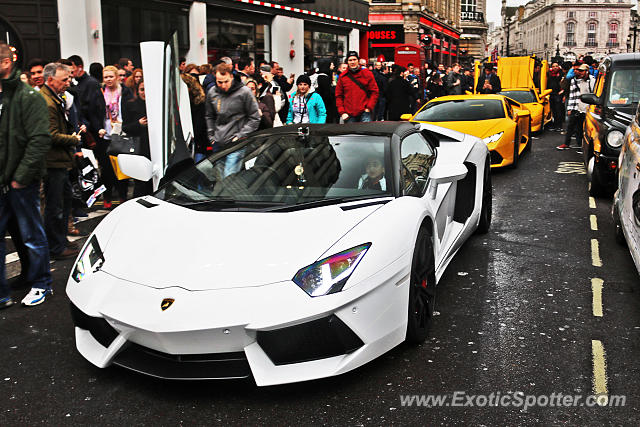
[373,61,388,121]
[476,63,501,94]
[445,63,463,95]
[40,63,81,261]
[0,43,53,308]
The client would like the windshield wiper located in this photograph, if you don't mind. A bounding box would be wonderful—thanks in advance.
[267,196,386,212]
[179,197,285,211]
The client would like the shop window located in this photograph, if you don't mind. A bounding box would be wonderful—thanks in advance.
[304,29,347,72]
[102,1,189,67]
[207,17,270,64]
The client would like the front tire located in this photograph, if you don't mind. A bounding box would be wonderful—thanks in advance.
[406,228,436,344]
[476,158,492,234]
[524,118,532,153]
[509,130,520,169]
[588,157,608,197]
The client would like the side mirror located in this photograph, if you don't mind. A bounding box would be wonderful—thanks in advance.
[400,114,413,121]
[514,109,530,119]
[465,90,473,95]
[427,163,468,199]
[117,154,153,181]
[540,89,552,98]
[580,93,601,105]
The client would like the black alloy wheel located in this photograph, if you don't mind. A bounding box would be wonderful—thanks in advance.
[406,229,436,344]
[589,159,609,197]
[613,202,626,246]
[476,157,492,234]
[524,118,532,153]
[509,130,520,169]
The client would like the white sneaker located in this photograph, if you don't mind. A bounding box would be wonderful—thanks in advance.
[21,288,53,307]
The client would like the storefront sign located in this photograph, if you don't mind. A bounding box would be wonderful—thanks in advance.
[368,25,404,44]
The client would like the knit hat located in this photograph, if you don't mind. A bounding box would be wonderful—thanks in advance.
[259,64,271,73]
[296,74,312,86]
[578,63,589,71]
[347,51,359,60]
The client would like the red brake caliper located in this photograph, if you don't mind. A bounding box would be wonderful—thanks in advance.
[421,279,427,289]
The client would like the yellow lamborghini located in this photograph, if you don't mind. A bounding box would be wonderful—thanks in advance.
[497,89,552,133]
[404,94,531,168]
[480,56,553,133]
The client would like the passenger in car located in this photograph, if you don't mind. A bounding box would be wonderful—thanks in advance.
[358,157,386,191]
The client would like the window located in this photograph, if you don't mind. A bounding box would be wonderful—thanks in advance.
[207,16,271,64]
[609,22,619,46]
[587,22,597,45]
[304,30,347,71]
[568,11,575,18]
[461,0,477,13]
[566,22,576,45]
[400,133,435,197]
[589,11,597,18]
[102,1,189,66]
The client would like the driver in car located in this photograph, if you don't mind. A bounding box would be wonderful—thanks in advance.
[358,157,386,191]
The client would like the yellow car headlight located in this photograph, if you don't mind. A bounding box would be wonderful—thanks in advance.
[482,132,504,144]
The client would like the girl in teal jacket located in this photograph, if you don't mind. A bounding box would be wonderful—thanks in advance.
[286,74,327,124]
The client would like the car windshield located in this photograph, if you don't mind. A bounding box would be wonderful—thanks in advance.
[498,90,537,104]
[608,69,640,106]
[414,99,505,122]
[154,133,392,210]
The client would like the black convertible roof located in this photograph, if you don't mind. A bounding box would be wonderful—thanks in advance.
[251,122,419,139]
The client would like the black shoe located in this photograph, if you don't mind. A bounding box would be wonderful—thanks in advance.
[51,247,80,260]
[0,296,14,309]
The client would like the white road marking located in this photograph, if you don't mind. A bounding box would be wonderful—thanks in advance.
[555,161,586,174]
[591,239,602,267]
[592,278,604,317]
[589,197,596,208]
[592,340,609,406]
[590,215,598,231]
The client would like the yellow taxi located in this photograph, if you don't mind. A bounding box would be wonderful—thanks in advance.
[403,94,531,168]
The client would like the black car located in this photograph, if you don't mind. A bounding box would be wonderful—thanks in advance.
[581,53,640,196]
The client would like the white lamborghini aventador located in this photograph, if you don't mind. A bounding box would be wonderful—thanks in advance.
[66,38,492,386]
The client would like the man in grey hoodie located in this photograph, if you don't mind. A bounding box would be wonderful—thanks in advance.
[205,63,260,175]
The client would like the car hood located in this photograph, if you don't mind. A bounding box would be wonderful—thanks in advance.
[422,119,506,139]
[99,198,384,291]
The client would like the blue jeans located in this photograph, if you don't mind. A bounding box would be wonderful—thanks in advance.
[346,112,372,123]
[44,168,73,256]
[223,149,245,177]
[0,183,52,298]
[375,98,386,121]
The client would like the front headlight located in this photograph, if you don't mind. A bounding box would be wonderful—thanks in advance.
[72,236,105,283]
[292,243,371,297]
[482,132,504,144]
[607,130,624,148]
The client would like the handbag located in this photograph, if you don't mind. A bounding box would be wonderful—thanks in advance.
[106,133,141,157]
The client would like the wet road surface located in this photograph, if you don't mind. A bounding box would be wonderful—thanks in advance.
[2,130,640,425]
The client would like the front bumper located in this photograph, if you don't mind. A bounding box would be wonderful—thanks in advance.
[67,254,411,386]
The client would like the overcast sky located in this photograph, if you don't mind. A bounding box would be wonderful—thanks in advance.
[486,0,529,26]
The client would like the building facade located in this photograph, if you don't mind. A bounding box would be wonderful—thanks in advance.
[500,0,634,62]
[368,0,461,66]
[459,0,487,66]
[1,0,369,77]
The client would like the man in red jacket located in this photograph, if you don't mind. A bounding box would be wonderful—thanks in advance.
[336,51,379,122]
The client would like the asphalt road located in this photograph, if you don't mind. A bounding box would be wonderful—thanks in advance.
[2,129,640,425]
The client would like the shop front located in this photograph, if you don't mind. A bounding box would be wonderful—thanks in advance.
[304,24,349,71]
[367,24,404,64]
[420,17,460,66]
